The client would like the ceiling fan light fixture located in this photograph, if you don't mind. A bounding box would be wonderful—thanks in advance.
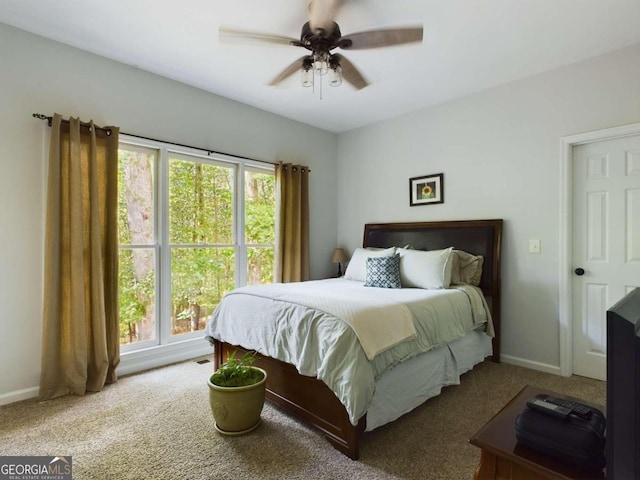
[301,56,314,87]
[328,56,342,87]
[329,67,342,87]
[313,52,329,75]
[301,68,314,87]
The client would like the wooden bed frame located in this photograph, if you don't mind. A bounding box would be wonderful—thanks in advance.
[213,219,502,459]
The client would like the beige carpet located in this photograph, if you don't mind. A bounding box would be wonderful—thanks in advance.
[0,358,605,480]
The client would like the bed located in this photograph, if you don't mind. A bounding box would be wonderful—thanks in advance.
[205,219,502,459]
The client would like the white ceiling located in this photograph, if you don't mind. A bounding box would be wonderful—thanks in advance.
[2,0,640,133]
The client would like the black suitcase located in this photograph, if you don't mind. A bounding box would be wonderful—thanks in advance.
[514,394,606,471]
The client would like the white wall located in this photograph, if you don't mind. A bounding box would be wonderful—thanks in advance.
[3,18,638,405]
[0,23,338,403]
[337,43,640,372]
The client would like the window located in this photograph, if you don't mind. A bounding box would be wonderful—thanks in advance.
[117,139,275,351]
[244,167,276,285]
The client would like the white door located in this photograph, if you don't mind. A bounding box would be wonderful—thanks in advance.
[572,134,640,380]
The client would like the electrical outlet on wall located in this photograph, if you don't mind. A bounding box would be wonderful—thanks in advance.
[529,239,541,254]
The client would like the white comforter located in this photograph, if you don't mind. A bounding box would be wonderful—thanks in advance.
[204,278,493,425]
[220,281,416,360]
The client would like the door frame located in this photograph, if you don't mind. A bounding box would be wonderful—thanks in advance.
[559,122,640,377]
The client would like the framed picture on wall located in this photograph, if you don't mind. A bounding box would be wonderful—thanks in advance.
[409,173,444,206]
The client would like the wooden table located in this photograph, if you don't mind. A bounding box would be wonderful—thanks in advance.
[469,385,606,480]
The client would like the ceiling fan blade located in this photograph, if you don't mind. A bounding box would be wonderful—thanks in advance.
[219,27,302,47]
[269,56,307,86]
[333,54,369,90]
[339,26,423,50]
[308,0,341,34]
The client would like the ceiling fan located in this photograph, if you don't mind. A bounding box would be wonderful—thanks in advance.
[219,1,423,90]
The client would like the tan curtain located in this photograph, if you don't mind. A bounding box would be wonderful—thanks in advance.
[39,113,120,400]
[274,162,310,283]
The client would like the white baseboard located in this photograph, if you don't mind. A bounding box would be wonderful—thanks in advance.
[0,386,40,406]
[501,354,562,376]
[0,338,214,406]
[0,347,567,407]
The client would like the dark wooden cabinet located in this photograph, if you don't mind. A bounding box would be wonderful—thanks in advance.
[469,385,605,480]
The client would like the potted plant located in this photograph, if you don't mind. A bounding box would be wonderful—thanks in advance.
[207,350,267,435]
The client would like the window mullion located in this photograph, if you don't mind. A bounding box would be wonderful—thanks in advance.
[236,163,247,288]
[159,147,172,344]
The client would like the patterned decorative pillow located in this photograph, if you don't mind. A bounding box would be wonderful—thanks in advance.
[364,254,401,289]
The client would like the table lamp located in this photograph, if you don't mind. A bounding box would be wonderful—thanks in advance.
[331,248,348,277]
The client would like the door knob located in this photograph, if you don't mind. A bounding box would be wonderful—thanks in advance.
[574,268,585,276]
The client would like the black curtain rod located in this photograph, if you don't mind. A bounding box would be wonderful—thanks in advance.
[32,113,275,167]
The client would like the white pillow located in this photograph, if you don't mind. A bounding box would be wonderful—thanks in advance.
[396,247,454,289]
[344,247,395,282]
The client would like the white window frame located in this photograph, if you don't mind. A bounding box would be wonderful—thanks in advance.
[118,135,275,360]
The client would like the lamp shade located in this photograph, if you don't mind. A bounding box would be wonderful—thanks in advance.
[331,248,348,264]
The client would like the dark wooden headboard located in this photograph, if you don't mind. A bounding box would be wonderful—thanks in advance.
[363,219,503,361]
